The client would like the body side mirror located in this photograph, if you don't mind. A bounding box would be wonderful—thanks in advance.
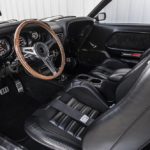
[97,12,106,21]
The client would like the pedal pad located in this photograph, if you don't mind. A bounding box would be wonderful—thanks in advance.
[15,80,24,93]
[0,86,9,95]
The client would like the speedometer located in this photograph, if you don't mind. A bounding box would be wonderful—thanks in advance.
[31,31,39,40]
[0,39,10,58]
[30,31,41,41]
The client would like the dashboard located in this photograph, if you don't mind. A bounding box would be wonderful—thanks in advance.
[66,18,94,51]
[0,17,94,76]
[0,22,65,62]
[0,30,44,59]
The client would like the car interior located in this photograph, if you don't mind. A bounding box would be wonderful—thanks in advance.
[1,0,150,150]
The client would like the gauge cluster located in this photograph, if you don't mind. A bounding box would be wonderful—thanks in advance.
[30,31,41,41]
[0,30,44,59]
[19,31,42,47]
[0,39,11,58]
[19,36,27,47]
[0,26,64,61]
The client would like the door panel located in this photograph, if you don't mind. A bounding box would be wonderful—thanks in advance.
[79,22,150,67]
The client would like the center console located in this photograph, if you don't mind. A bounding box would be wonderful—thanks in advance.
[77,74,103,89]
[74,73,119,106]
[70,67,131,106]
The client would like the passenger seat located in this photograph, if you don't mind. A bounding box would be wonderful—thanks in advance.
[90,49,150,79]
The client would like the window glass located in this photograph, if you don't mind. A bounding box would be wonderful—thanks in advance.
[0,0,100,21]
[101,0,150,24]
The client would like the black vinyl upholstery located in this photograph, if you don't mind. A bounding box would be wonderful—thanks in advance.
[116,54,150,101]
[25,50,150,150]
[83,62,150,150]
[25,92,107,150]
[90,58,129,79]
[0,136,27,150]
[90,48,150,79]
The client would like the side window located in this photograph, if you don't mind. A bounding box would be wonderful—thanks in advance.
[99,0,150,24]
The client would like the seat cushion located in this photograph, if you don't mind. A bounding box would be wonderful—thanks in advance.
[90,58,129,79]
[83,63,150,150]
[90,48,150,79]
[25,93,101,150]
[0,136,27,150]
[25,49,150,150]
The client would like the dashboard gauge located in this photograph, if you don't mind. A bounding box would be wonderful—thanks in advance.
[31,31,40,40]
[0,39,11,57]
[19,36,27,47]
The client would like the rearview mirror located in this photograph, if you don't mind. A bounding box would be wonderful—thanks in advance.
[97,12,106,21]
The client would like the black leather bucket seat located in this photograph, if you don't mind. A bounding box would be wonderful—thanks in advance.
[90,48,150,79]
[25,54,150,150]
[0,135,27,150]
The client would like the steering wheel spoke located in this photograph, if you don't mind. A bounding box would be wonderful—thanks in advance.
[22,47,38,58]
[42,56,57,75]
[45,38,56,48]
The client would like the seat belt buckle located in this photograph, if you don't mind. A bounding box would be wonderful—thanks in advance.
[80,115,90,124]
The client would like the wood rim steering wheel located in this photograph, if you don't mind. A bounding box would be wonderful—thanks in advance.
[14,20,66,80]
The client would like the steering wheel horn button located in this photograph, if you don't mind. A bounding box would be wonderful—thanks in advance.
[34,42,49,58]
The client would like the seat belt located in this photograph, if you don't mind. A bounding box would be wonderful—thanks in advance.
[51,99,94,126]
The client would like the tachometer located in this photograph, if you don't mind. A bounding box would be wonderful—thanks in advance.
[31,31,39,40]
[30,31,40,41]
[0,39,11,58]
[19,36,27,47]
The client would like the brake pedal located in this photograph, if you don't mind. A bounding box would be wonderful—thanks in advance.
[15,80,24,93]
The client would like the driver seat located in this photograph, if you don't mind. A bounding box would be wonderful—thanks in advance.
[25,54,150,150]
[25,85,108,150]
[0,135,27,150]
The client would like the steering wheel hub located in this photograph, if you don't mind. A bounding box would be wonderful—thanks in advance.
[34,42,49,58]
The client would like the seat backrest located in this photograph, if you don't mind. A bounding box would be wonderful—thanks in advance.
[116,50,150,102]
[140,48,150,60]
[83,57,150,150]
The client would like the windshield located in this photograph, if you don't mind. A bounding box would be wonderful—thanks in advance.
[0,0,101,21]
